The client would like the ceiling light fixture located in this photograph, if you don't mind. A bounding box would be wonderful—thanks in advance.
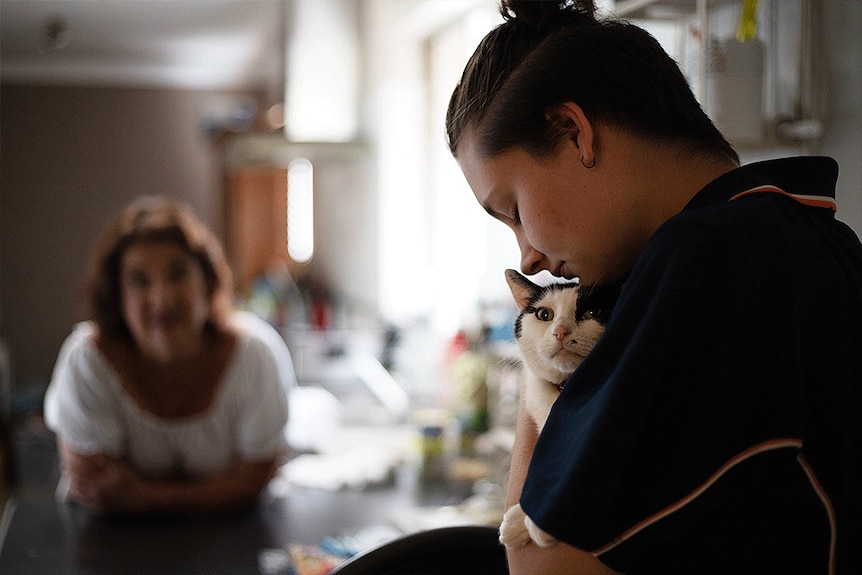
[39,17,70,54]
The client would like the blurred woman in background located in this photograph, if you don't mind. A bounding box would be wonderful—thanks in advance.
[45,195,291,516]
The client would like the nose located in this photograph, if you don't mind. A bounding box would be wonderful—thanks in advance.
[553,322,572,341]
[518,238,548,277]
[148,276,177,308]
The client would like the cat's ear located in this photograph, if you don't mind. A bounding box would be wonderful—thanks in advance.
[505,269,536,310]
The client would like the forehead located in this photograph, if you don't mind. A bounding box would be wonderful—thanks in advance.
[534,284,580,306]
[456,133,511,205]
[456,134,489,194]
[121,240,192,266]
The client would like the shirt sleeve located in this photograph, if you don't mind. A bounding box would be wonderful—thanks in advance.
[231,314,291,460]
[43,323,125,457]
[519,214,810,567]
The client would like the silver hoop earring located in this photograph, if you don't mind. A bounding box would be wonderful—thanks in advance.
[581,156,596,169]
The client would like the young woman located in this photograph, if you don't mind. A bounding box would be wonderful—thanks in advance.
[447,1,862,573]
[45,196,291,516]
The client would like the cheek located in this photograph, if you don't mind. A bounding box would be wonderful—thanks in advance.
[120,295,146,336]
[189,279,214,320]
[523,204,581,253]
[120,288,140,317]
[550,192,614,248]
[195,296,211,322]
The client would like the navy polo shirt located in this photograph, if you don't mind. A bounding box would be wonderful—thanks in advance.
[520,157,862,574]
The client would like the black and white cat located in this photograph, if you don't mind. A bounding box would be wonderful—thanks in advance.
[499,269,616,549]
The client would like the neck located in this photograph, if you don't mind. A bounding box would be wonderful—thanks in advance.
[621,136,738,240]
[137,331,213,380]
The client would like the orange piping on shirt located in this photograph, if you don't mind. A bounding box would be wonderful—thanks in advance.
[729,185,838,211]
[592,438,807,556]
[797,452,838,575]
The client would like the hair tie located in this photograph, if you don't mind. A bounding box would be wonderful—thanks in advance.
[581,156,596,169]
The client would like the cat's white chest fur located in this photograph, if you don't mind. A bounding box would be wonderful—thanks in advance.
[522,370,562,431]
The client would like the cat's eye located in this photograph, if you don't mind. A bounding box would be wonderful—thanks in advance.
[535,308,553,322]
[583,310,596,320]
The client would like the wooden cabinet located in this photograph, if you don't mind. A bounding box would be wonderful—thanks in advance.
[225,166,290,293]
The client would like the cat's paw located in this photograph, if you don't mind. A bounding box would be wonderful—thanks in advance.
[499,504,532,549]
[525,514,558,547]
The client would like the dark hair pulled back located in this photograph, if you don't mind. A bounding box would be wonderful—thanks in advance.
[502,0,597,29]
[446,0,738,164]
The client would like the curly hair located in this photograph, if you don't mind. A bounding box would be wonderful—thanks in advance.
[83,196,233,338]
[446,0,738,165]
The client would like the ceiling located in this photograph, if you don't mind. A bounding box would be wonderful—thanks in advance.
[0,0,286,91]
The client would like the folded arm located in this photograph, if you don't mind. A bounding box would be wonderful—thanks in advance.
[58,439,278,516]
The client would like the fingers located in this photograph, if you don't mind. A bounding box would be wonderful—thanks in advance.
[62,452,128,513]
[67,474,107,513]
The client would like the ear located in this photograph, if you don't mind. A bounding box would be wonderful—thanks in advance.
[505,269,537,310]
[545,102,596,167]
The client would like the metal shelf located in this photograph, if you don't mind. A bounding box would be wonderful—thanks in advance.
[614,0,730,20]
[611,0,822,152]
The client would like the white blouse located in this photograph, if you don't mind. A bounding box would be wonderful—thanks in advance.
[44,312,291,479]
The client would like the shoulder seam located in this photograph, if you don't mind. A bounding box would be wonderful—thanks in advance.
[592,438,804,556]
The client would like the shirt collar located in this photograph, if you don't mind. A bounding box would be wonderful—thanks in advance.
[684,156,839,212]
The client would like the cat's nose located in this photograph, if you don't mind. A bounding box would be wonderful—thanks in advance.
[553,325,571,340]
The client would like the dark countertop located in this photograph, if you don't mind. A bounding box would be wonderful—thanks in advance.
[1,484,460,574]
[0,426,479,575]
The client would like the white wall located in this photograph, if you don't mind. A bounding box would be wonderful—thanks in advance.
[368,0,519,333]
[822,0,862,235]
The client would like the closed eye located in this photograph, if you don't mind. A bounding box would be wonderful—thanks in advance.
[126,271,149,289]
[481,201,520,227]
[168,261,192,283]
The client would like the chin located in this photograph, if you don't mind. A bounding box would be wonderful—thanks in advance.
[143,336,195,364]
[539,362,574,382]
[145,347,180,364]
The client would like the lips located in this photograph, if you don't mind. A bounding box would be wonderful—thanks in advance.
[549,346,582,361]
[151,313,183,330]
[553,263,577,280]
[549,347,566,359]
[550,339,590,363]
